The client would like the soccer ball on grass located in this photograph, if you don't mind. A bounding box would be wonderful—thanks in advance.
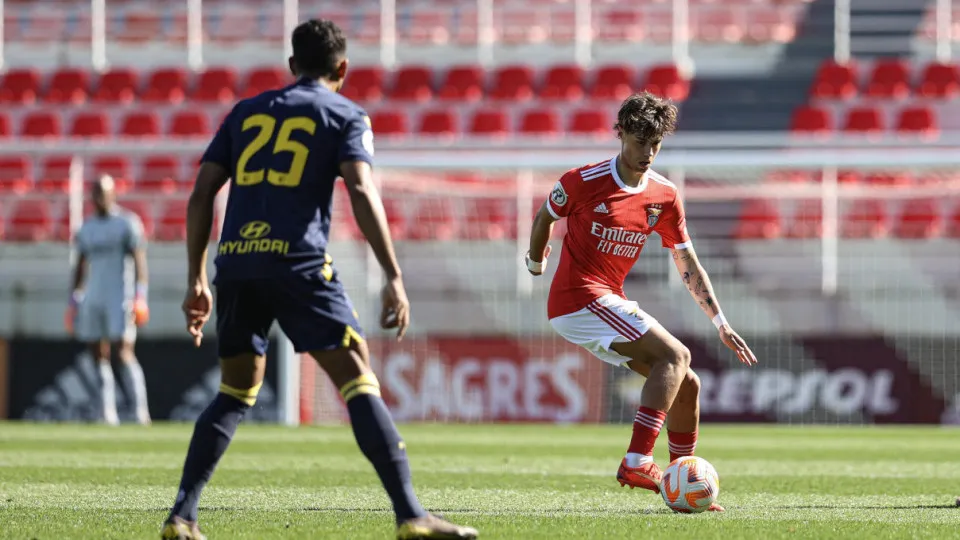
[660,456,720,513]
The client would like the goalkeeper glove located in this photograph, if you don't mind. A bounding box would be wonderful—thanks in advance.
[133,283,150,327]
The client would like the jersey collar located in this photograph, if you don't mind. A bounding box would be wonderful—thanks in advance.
[611,156,648,194]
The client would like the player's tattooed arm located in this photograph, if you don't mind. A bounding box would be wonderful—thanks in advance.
[672,248,720,318]
[671,245,758,366]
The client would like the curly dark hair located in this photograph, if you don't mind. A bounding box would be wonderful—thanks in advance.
[291,19,347,79]
[614,91,678,140]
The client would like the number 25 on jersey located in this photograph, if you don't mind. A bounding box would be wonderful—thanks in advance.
[235,114,316,188]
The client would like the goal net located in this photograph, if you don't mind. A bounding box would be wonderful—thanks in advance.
[293,145,960,427]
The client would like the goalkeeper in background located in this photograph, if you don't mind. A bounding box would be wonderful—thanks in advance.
[66,174,152,425]
[161,19,478,540]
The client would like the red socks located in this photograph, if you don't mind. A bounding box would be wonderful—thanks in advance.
[668,430,698,462]
[627,407,667,456]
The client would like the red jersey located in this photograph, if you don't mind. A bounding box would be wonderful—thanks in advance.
[545,157,691,319]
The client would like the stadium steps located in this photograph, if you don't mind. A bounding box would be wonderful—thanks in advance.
[848,0,931,58]
[677,77,810,131]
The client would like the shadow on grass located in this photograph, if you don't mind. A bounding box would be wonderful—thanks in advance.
[776,504,958,510]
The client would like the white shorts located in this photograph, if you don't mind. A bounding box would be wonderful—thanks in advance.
[550,294,659,366]
[76,302,136,343]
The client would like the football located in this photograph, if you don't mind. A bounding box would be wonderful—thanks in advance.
[660,456,720,513]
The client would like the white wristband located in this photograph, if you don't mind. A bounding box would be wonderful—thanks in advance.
[525,252,545,273]
[712,312,727,329]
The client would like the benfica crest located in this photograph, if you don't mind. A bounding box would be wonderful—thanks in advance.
[646,204,663,227]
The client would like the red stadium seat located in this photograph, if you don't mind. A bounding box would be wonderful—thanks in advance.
[438,65,484,101]
[519,109,560,137]
[837,169,862,185]
[117,11,162,43]
[156,199,188,241]
[139,155,182,193]
[489,65,535,101]
[168,111,210,137]
[469,109,509,137]
[190,67,237,103]
[0,68,40,104]
[243,66,289,98]
[790,105,831,134]
[462,198,514,240]
[44,68,90,104]
[92,68,139,104]
[896,106,938,138]
[140,68,188,104]
[389,66,433,102]
[643,65,689,102]
[418,110,458,137]
[38,155,73,192]
[894,199,942,239]
[409,198,457,240]
[734,199,781,239]
[20,112,61,139]
[8,199,54,241]
[540,65,584,101]
[864,171,911,187]
[340,67,385,102]
[69,112,110,138]
[120,111,161,138]
[841,199,889,238]
[0,113,9,138]
[370,111,408,137]
[696,8,743,43]
[569,109,610,137]
[842,107,883,135]
[92,155,132,190]
[865,59,910,99]
[589,65,636,101]
[121,199,156,238]
[917,62,960,98]
[811,60,858,100]
[787,199,822,238]
[947,205,960,238]
[0,157,32,194]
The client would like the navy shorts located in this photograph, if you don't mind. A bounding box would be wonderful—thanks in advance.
[215,274,363,357]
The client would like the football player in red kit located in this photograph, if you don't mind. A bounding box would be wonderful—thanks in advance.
[525,92,758,512]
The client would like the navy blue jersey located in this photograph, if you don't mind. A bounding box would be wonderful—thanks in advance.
[202,78,374,281]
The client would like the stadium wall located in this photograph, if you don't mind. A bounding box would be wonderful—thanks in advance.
[2,244,958,426]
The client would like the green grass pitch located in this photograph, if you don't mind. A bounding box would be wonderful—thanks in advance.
[0,423,958,539]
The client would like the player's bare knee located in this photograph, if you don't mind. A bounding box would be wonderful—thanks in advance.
[312,333,371,390]
[670,345,692,372]
[218,354,266,406]
[676,370,701,403]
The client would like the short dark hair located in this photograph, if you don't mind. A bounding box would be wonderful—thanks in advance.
[291,19,347,78]
[614,91,678,140]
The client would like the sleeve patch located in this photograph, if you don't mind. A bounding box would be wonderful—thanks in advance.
[550,181,568,207]
[361,129,375,157]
